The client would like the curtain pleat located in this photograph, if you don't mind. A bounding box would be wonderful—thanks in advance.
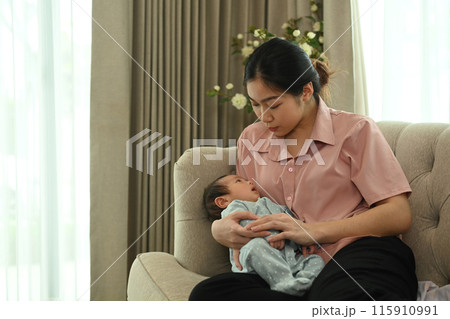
[91,0,360,300]
[90,0,133,301]
[323,0,356,112]
[350,0,369,115]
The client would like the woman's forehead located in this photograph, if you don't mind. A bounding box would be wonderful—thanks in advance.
[247,79,286,102]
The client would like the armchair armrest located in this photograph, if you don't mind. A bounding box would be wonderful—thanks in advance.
[127,252,208,301]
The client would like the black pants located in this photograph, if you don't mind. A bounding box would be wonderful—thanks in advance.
[189,236,418,301]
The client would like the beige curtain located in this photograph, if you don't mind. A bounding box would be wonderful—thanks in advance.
[350,0,369,115]
[90,0,362,300]
[323,0,367,114]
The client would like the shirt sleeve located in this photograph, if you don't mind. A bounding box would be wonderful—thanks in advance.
[343,118,412,206]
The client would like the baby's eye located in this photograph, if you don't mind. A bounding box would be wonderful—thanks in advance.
[236,179,242,183]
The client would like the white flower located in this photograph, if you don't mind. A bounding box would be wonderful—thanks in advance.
[231,93,248,110]
[237,33,243,39]
[311,4,318,12]
[307,32,316,39]
[292,29,301,37]
[281,23,289,29]
[226,83,234,90]
[253,40,260,47]
[254,29,261,37]
[214,85,220,91]
[313,21,321,32]
[241,46,254,58]
[248,40,253,45]
[319,36,324,44]
[300,42,313,56]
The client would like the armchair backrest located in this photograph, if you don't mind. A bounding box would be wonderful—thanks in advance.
[173,122,450,286]
[173,147,234,277]
[377,121,450,286]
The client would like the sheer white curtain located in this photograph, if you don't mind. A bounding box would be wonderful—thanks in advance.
[0,0,91,300]
[357,0,450,123]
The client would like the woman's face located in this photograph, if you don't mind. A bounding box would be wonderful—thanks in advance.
[246,78,311,138]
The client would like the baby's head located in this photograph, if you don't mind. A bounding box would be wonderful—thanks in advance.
[203,174,260,221]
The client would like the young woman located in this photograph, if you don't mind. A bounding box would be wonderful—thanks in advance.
[189,38,418,301]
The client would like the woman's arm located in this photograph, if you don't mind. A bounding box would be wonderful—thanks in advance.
[247,193,411,245]
[211,210,272,249]
[314,193,411,244]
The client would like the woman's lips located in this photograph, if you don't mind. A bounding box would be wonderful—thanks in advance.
[268,127,278,132]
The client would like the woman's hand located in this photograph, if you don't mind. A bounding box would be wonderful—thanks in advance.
[245,194,412,249]
[245,213,325,246]
[211,211,272,250]
[212,211,272,270]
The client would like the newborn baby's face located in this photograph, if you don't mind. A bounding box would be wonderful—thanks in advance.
[221,175,260,202]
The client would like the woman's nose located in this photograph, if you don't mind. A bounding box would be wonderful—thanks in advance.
[260,109,273,123]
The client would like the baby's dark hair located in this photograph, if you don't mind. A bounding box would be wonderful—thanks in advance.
[203,175,229,221]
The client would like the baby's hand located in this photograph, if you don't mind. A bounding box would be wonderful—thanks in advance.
[269,239,285,250]
[302,244,320,257]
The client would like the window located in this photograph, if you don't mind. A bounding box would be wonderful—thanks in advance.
[358,0,450,123]
[0,0,91,300]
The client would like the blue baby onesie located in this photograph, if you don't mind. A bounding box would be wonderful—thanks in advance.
[221,197,325,296]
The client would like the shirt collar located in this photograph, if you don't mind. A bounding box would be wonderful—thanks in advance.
[310,97,335,146]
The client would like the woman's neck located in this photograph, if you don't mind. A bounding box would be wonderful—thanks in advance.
[286,99,318,140]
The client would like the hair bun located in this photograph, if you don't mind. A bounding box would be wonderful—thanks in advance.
[311,58,331,88]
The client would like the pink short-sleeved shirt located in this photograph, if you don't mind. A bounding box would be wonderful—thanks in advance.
[236,98,411,263]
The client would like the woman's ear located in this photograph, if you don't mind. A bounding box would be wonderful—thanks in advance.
[215,196,230,209]
[302,82,314,101]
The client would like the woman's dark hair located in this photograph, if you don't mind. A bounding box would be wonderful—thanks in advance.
[244,37,331,102]
[203,175,229,221]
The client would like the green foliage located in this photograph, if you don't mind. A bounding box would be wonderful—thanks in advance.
[208,0,326,113]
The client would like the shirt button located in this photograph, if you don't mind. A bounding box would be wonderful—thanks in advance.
[288,167,293,172]
[286,196,292,201]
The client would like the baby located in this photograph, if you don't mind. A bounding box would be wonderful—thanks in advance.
[203,174,324,296]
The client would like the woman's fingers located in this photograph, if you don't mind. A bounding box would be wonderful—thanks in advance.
[231,210,259,221]
[267,232,287,243]
[230,219,271,238]
[246,213,289,231]
[211,210,272,249]
[246,213,321,246]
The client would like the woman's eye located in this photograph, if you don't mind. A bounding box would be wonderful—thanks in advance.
[270,104,281,110]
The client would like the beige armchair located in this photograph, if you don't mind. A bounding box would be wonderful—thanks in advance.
[127,121,450,301]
